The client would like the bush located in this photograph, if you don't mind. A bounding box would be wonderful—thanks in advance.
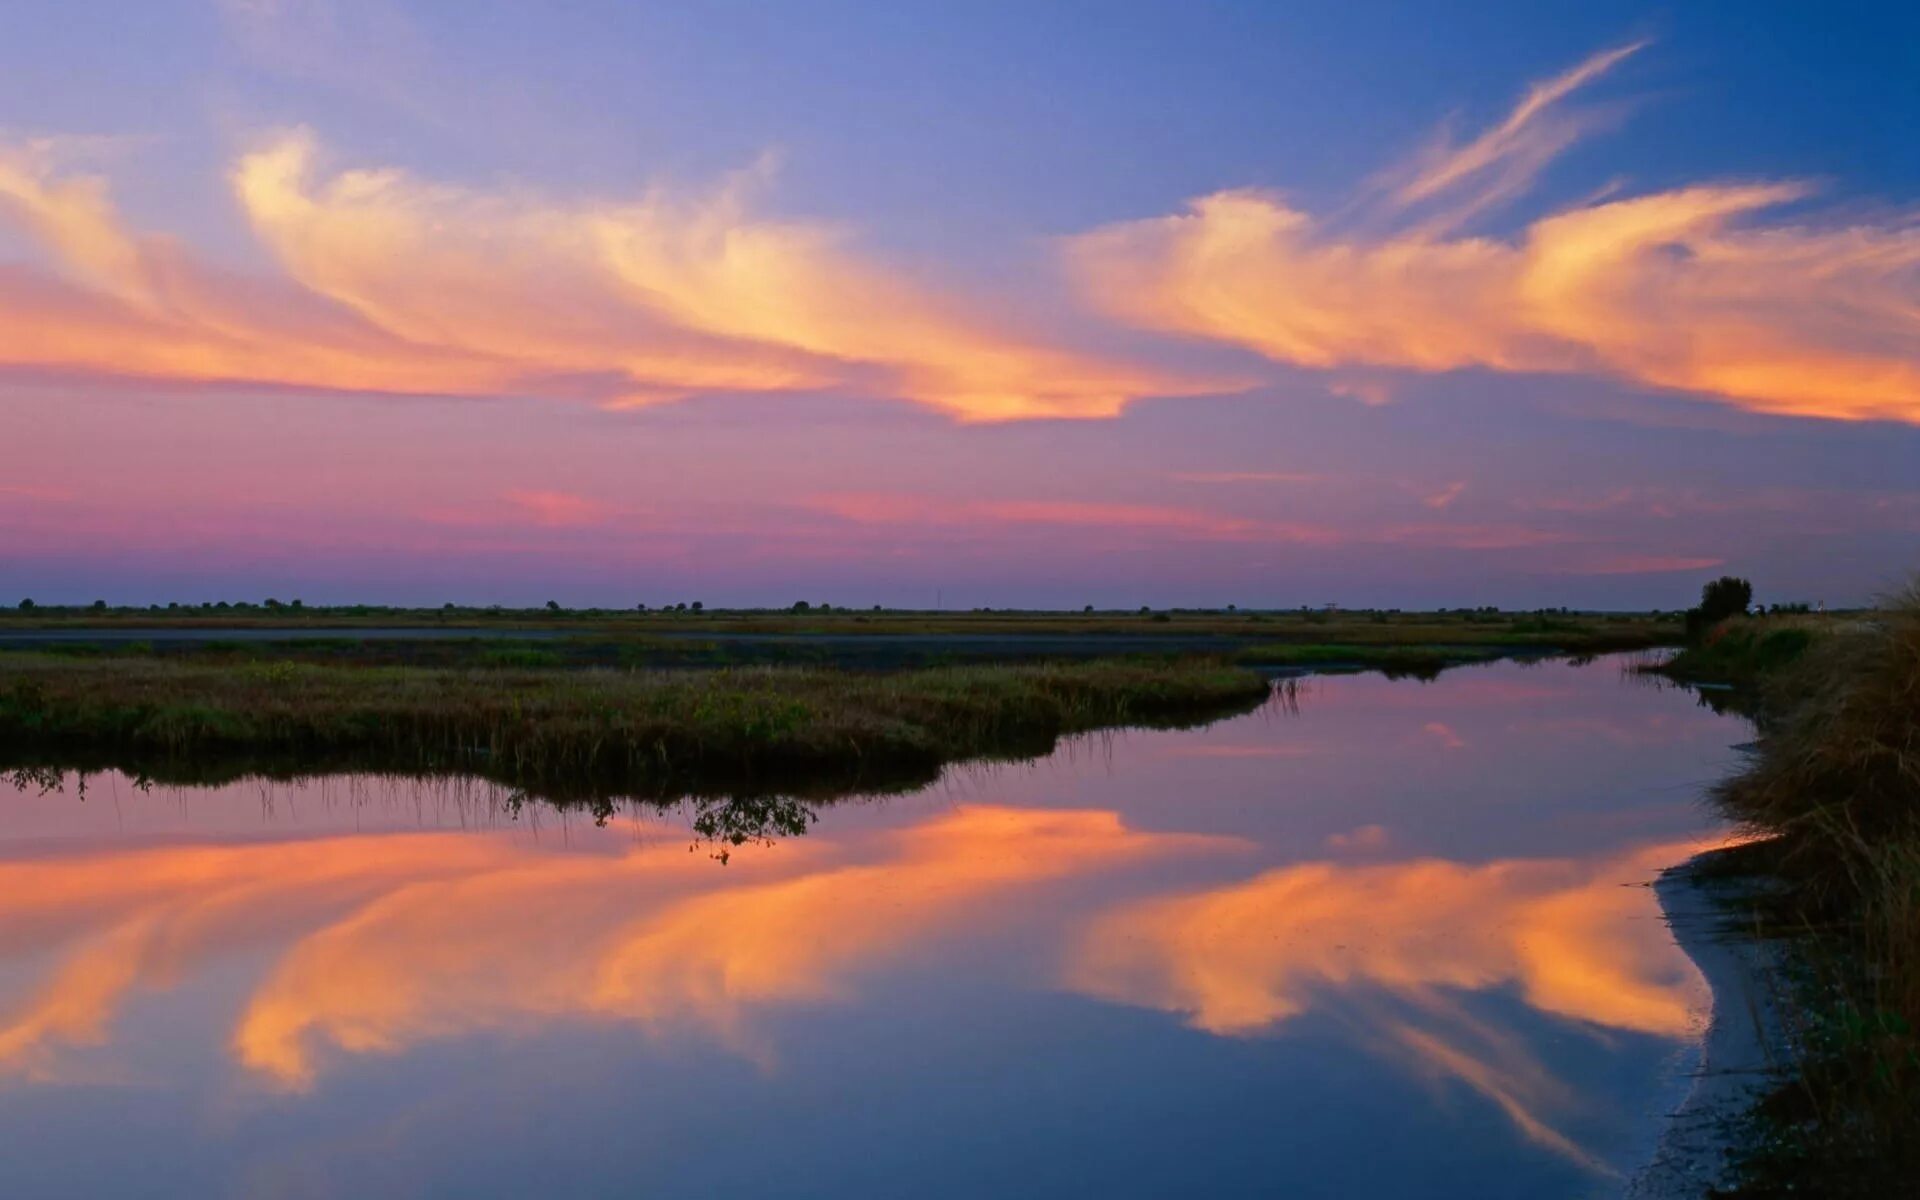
[1685,575,1754,640]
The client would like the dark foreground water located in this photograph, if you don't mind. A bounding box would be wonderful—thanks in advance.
[0,656,1743,1198]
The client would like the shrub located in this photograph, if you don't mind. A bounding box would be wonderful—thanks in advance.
[1686,575,1754,639]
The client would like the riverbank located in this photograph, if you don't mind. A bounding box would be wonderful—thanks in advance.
[1628,849,1787,1199]
[1658,583,1920,1196]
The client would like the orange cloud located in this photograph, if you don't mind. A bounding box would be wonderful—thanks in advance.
[0,134,1215,421]
[1067,46,1920,425]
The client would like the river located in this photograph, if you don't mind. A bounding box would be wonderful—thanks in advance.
[0,653,1743,1198]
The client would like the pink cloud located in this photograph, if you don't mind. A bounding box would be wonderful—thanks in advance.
[1558,554,1726,576]
[1324,824,1391,852]
[805,492,1579,554]
[0,484,74,502]
[1167,471,1321,485]
[502,489,615,528]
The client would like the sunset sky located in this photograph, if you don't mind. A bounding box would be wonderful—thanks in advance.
[2,2,1915,608]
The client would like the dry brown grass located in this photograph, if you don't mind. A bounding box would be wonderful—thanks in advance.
[1709,580,1920,1196]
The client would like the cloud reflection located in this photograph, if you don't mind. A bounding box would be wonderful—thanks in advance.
[1064,837,1720,1169]
[0,806,1226,1088]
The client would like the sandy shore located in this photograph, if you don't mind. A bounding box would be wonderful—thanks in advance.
[1625,851,1788,1199]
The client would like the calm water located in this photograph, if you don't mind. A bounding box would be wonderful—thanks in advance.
[0,656,1743,1198]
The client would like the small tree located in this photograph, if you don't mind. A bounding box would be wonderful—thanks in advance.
[546,600,562,612]
[17,598,33,611]
[1686,576,1754,639]
[690,601,703,613]
[91,600,107,612]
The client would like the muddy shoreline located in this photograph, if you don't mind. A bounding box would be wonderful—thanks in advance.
[1626,850,1786,1199]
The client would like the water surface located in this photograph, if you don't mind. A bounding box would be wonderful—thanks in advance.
[0,656,1741,1198]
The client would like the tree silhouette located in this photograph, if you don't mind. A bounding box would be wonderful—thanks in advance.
[1686,576,1754,639]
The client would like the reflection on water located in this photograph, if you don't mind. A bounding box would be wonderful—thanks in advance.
[0,656,1744,1198]
[1068,837,1715,1173]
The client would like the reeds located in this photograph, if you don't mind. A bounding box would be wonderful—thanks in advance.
[1708,581,1920,1195]
[0,655,1271,801]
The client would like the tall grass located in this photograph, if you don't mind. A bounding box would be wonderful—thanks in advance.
[1708,581,1920,1195]
[0,655,1270,801]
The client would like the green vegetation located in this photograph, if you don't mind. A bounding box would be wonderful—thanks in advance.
[0,654,1270,803]
[0,600,1684,648]
[1652,618,1822,686]
[1689,581,1920,1197]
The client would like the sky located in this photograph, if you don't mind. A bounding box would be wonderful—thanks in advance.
[1,1,1915,609]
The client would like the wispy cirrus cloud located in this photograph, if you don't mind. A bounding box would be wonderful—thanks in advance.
[1557,554,1725,576]
[0,132,1219,422]
[804,492,1321,542]
[804,491,1574,553]
[1167,470,1321,485]
[1066,42,1920,425]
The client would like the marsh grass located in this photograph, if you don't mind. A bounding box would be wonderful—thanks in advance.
[0,655,1270,802]
[1705,582,1920,1196]
[1651,617,1824,686]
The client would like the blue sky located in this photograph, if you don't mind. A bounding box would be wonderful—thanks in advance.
[0,2,1914,607]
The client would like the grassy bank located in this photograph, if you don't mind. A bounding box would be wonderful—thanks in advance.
[1648,617,1826,687]
[0,654,1270,803]
[1693,584,1920,1196]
